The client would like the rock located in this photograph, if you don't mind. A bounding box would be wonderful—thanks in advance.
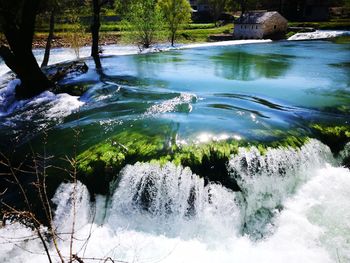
[47,61,89,96]
[48,61,89,84]
[310,124,350,153]
[339,142,350,168]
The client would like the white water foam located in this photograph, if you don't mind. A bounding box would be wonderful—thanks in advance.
[144,93,197,116]
[107,163,240,240]
[228,139,335,237]
[0,79,84,127]
[288,30,350,41]
[1,140,349,263]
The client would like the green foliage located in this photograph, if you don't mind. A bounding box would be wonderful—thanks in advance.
[206,0,227,25]
[0,0,26,25]
[311,124,350,153]
[122,0,165,49]
[115,0,134,17]
[178,23,233,42]
[184,23,217,29]
[77,131,167,174]
[77,131,168,193]
[225,0,257,13]
[286,31,296,38]
[331,35,350,44]
[157,0,192,46]
[268,136,308,150]
[65,12,85,58]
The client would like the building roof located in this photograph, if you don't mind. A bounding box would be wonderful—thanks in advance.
[235,11,285,24]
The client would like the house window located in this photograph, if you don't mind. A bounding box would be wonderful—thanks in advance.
[241,25,243,29]
[252,25,254,29]
[256,25,258,29]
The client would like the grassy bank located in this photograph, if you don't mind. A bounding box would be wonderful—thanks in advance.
[7,17,348,49]
[32,22,233,48]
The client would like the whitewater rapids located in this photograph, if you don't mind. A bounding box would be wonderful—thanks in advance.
[0,140,349,263]
[288,30,350,41]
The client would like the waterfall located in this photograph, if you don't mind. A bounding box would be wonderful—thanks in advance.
[0,139,349,263]
[52,181,93,233]
[107,162,240,239]
[228,139,334,238]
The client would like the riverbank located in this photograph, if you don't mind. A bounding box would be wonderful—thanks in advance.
[26,18,350,49]
[1,19,348,49]
[29,23,234,49]
[1,30,349,78]
[31,32,121,49]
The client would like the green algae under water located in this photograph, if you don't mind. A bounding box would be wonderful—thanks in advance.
[0,40,349,187]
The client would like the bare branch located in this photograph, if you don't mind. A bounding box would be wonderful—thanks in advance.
[0,188,7,196]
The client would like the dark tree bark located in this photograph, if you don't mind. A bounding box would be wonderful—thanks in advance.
[41,9,55,68]
[91,0,102,69]
[0,0,53,99]
[240,0,247,16]
[91,0,114,69]
[171,33,175,47]
[279,0,283,13]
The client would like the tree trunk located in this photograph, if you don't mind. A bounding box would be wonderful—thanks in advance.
[0,45,53,99]
[279,0,285,14]
[0,0,52,99]
[91,0,102,69]
[41,10,55,68]
[171,32,175,47]
[240,0,247,16]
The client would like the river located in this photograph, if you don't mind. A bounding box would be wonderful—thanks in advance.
[0,31,349,262]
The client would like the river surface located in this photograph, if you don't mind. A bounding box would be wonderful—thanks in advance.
[0,37,350,152]
[0,33,349,263]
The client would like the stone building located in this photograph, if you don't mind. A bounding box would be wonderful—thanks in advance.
[233,11,288,40]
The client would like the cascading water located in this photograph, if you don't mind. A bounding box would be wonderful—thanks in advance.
[288,30,350,41]
[107,163,240,239]
[228,139,335,238]
[1,139,349,263]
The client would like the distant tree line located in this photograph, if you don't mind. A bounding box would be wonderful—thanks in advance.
[201,0,349,21]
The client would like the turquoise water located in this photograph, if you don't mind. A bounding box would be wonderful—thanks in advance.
[0,39,350,263]
[0,40,349,153]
